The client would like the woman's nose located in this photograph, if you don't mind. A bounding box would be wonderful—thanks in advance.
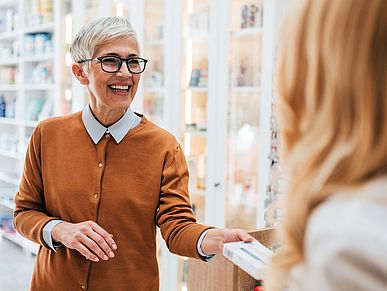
[116,62,133,77]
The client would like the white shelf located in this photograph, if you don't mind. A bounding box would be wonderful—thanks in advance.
[23,54,55,62]
[0,230,20,245]
[24,84,54,91]
[232,27,263,38]
[0,30,20,41]
[0,0,17,8]
[0,149,20,159]
[0,117,18,125]
[190,189,205,197]
[188,87,208,93]
[185,129,207,136]
[147,39,165,46]
[145,87,165,93]
[21,120,38,127]
[231,86,261,93]
[0,58,20,66]
[0,230,39,255]
[0,199,15,210]
[189,32,209,41]
[23,22,55,34]
[0,172,20,186]
[0,85,18,91]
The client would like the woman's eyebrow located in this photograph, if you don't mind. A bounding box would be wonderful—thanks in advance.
[101,52,139,58]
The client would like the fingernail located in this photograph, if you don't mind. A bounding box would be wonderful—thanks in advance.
[93,258,99,262]
[109,252,114,258]
[112,244,117,250]
[103,255,108,260]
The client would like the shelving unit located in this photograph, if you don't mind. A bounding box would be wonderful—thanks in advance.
[0,0,64,256]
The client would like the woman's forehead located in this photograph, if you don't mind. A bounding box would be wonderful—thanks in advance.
[95,37,140,56]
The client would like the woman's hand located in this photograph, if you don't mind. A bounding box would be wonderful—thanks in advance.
[200,228,256,256]
[52,220,117,262]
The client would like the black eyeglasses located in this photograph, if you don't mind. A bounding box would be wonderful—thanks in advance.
[78,56,148,74]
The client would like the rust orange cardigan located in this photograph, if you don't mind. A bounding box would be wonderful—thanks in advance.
[14,112,210,291]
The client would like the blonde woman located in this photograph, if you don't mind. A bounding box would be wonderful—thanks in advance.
[266,0,387,290]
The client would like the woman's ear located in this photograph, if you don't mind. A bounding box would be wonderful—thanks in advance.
[72,63,89,85]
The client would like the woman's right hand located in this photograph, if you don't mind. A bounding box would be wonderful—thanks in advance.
[52,220,117,262]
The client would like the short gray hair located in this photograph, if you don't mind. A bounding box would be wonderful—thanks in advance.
[70,17,138,63]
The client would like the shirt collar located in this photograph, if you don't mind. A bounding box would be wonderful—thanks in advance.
[82,104,140,144]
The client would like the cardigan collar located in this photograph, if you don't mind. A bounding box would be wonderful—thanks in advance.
[81,104,141,144]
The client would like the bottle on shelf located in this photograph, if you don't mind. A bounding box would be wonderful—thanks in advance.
[5,97,16,118]
[0,95,6,117]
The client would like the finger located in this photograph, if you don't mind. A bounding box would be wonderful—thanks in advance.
[75,242,100,262]
[89,221,118,251]
[236,230,255,242]
[88,231,115,258]
[82,236,109,261]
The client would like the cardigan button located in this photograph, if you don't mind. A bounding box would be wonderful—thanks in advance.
[98,162,103,168]
[105,134,110,139]
[81,286,86,290]
[93,193,98,199]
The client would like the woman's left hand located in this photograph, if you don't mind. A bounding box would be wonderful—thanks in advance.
[200,228,256,256]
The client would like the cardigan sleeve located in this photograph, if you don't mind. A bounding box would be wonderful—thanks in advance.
[156,144,212,260]
[13,123,60,249]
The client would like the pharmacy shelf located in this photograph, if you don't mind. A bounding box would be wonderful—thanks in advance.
[0,117,18,125]
[231,86,261,93]
[0,149,20,159]
[147,39,165,46]
[0,31,19,41]
[0,172,20,186]
[23,22,55,34]
[185,129,207,136]
[0,0,17,8]
[23,54,55,62]
[0,85,18,91]
[190,189,205,197]
[188,87,208,92]
[0,58,20,65]
[23,84,54,91]
[0,230,39,255]
[20,120,38,127]
[232,27,263,38]
[145,87,165,93]
[0,198,15,210]
[189,33,209,41]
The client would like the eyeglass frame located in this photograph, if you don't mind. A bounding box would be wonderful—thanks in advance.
[77,56,148,74]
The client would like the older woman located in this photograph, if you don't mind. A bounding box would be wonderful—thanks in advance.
[14,17,253,291]
[266,0,387,291]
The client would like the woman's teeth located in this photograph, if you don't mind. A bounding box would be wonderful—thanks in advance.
[109,85,130,91]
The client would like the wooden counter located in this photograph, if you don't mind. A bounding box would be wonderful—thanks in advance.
[187,227,275,291]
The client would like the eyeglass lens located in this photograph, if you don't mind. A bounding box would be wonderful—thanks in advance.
[101,56,145,73]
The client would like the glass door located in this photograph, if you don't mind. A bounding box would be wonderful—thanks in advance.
[143,0,165,126]
[226,0,264,230]
[182,0,209,224]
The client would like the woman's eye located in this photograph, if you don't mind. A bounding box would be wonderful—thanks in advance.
[128,59,140,65]
[103,58,120,65]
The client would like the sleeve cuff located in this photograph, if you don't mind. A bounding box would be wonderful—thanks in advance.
[42,220,64,252]
[197,229,215,262]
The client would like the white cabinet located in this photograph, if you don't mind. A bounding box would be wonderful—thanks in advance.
[0,0,66,255]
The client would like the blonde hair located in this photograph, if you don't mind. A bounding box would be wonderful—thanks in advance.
[266,0,387,289]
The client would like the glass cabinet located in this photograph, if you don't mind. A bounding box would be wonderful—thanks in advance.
[181,0,210,224]
[143,0,165,126]
[225,0,264,230]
